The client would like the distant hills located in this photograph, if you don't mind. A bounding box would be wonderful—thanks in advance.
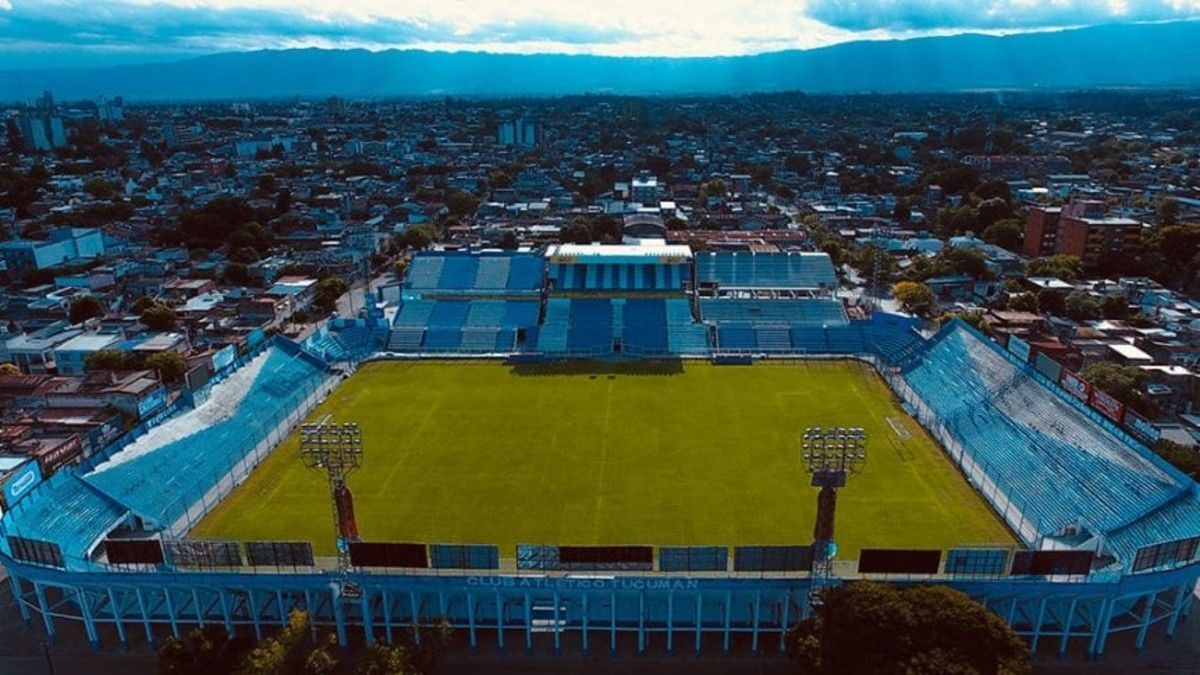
[2,21,1199,102]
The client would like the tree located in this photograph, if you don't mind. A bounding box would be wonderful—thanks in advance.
[697,179,727,201]
[1007,293,1038,313]
[86,349,132,372]
[1101,294,1130,320]
[1026,255,1082,281]
[935,205,979,237]
[498,230,519,250]
[936,247,990,280]
[69,295,105,324]
[395,224,438,251]
[1153,439,1200,479]
[0,363,20,376]
[145,351,187,385]
[1158,196,1180,225]
[141,304,178,332]
[358,620,453,675]
[893,281,936,316]
[314,277,349,313]
[939,309,991,335]
[785,582,1030,675]
[225,262,252,285]
[1064,291,1101,321]
[256,173,277,194]
[558,221,592,244]
[973,178,1013,203]
[1080,361,1155,416]
[131,296,158,314]
[235,610,336,675]
[982,219,1024,252]
[1037,289,1066,316]
[784,153,810,174]
[446,190,479,217]
[83,177,118,200]
[976,197,1013,230]
[159,624,254,675]
[892,199,912,224]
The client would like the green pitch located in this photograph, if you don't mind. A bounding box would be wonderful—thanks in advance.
[191,360,1014,557]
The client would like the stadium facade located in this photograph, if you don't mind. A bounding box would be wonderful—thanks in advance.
[1,242,1197,658]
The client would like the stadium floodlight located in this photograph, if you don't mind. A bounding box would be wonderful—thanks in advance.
[300,421,363,589]
[801,426,868,608]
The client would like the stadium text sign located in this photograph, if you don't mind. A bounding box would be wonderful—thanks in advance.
[1089,388,1125,423]
[1125,410,1161,442]
[466,576,701,592]
[1060,370,1091,402]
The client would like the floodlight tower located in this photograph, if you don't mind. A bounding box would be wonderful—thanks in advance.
[300,421,363,576]
[802,426,867,606]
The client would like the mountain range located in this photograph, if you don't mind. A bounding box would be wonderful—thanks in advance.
[1,21,1198,102]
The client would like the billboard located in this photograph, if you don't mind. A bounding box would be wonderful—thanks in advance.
[104,539,165,565]
[858,549,942,575]
[245,541,314,568]
[1034,352,1063,382]
[1,461,43,509]
[1124,409,1160,443]
[1010,550,1093,576]
[349,542,428,568]
[212,344,236,372]
[137,387,168,418]
[1006,335,1032,363]
[1088,388,1125,424]
[1060,370,1091,402]
[1132,536,1200,573]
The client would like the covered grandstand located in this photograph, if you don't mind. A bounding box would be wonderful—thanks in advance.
[695,251,838,296]
[0,338,337,570]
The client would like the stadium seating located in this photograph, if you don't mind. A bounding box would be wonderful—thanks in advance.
[405,256,445,289]
[696,252,838,289]
[902,324,1187,537]
[465,301,507,327]
[663,299,710,354]
[789,327,829,353]
[81,342,332,531]
[3,473,127,566]
[755,328,793,352]
[567,299,614,354]
[549,262,687,291]
[623,299,669,354]
[394,300,436,327]
[403,253,544,294]
[473,256,512,289]
[717,323,757,351]
[535,299,570,352]
[428,300,471,329]
[437,256,480,290]
[423,328,463,351]
[699,299,848,327]
[459,328,499,352]
[388,327,424,351]
[825,325,866,353]
[506,255,544,291]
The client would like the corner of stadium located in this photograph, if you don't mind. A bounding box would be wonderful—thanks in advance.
[1,240,1197,659]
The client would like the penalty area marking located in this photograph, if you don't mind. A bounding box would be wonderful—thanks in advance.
[887,416,912,440]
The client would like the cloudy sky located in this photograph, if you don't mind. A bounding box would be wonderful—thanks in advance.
[1,0,1198,68]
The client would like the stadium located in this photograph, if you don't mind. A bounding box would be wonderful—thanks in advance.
[1,241,1197,659]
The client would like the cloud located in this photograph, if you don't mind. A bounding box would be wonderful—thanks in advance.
[0,0,1198,67]
[804,0,1200,31]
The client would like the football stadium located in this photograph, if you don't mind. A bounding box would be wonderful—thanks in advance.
[1,242,1198,659]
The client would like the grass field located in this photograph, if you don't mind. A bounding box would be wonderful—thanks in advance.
[191,360,1014,557]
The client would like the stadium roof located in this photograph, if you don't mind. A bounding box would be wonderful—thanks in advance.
[546,241,692,261]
